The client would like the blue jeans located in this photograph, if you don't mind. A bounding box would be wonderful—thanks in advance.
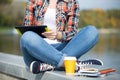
[20,25,99,68]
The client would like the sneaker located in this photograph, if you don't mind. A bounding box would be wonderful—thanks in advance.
[77,59,103,66]
[30,61,55,74]
[76,59,103,72]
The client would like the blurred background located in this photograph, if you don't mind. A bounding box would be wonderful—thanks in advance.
[0,0,120,73]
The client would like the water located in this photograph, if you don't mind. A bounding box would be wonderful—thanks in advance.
[80,33,120,73]
[0,32,21,55]
[0,31,120,73]
[78,0,120,10]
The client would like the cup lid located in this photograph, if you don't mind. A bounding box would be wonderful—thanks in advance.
[64,57,76,60]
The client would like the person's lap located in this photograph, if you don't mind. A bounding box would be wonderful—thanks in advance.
[20,25,99,68]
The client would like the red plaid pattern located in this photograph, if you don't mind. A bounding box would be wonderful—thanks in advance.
[24,0,80,41]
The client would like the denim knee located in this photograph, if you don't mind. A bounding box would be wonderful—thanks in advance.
[85,25,99,41]
[20,31,40,46]
[20,31,33,44]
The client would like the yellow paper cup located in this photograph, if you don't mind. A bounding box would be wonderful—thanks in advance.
[64,57,76,75]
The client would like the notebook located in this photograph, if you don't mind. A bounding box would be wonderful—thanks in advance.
[15,25,49,38]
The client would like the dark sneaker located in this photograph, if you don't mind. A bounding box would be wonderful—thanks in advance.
[77,59,103,65]
[30,61,55,74]
[76,59,103,72]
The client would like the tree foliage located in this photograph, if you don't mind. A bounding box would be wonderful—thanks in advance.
[0,1,120,29]
[0,1,25,27]
[0,0,13,4]
[79,9,120,29]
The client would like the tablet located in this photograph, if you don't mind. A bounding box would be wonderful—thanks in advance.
[15,25,49,38]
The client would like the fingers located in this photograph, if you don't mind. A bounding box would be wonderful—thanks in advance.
[47,36,56,40]
[42,31,57,40]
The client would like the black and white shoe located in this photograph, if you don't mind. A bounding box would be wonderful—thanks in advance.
[30,61,55,74]
[76,59,103,72]
[77,59,103,65]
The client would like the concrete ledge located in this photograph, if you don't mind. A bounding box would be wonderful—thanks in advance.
[0,52,120,80]
[42,71,120,80]
[0,52,44,80]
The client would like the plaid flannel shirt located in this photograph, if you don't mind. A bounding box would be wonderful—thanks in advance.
[24,0,80,41]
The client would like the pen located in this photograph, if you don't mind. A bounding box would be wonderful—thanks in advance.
[74,68,116,77]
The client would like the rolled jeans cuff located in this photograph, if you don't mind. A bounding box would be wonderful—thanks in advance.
[57,54,66,67]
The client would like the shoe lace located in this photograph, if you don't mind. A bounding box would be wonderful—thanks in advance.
[76,61,93,72]
[40,63,55,71]
[76,59,103,71]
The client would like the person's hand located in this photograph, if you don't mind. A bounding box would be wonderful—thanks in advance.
[42,30,57,40]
